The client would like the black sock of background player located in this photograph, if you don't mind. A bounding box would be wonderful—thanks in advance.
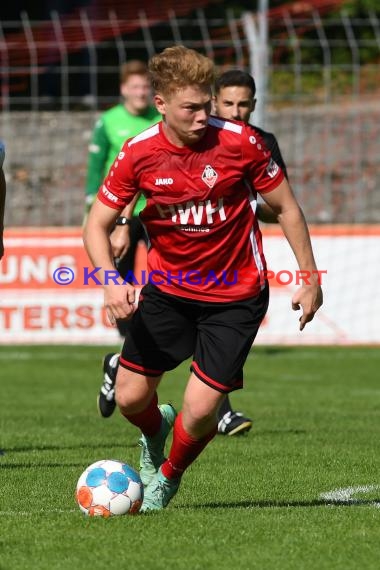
[218,396,234,420]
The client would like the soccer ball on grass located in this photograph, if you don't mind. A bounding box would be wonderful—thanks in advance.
[76,459,143,517]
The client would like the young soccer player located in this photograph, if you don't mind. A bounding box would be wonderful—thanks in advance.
[83,46,323,512]
[97,70,284,437]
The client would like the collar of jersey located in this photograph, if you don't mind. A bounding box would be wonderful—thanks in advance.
[159,122,205,154]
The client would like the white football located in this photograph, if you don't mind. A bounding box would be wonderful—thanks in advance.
[75,459,144,517]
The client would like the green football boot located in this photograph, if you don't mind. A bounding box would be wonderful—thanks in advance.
[140,467,181,512]
[139,403,177,487]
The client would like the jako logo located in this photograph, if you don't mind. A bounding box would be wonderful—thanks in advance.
[155,178,174,185]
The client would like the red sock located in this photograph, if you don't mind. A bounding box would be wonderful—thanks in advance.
[122,392,162,437]
[161,412,217,479]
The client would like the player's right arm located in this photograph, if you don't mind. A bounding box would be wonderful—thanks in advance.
[110,193,141,260]
[83,144,138,325]
[84,199,136,325]
[85,118,110,213]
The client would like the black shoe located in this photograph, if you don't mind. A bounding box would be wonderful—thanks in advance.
[217,411,252,436]
[97,353,119,418]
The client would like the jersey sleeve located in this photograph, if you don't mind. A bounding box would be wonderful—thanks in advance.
[96,141,138,210]
[242,126,285,194]
[261,131,288,180]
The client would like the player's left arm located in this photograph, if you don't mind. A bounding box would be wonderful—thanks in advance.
[256,132,288,224]
[264,133,288,180]
[261,178,323,330]
[256,202,278,224]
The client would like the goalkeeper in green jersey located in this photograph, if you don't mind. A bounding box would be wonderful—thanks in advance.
[85,59,160,335]
[85,60,160,215]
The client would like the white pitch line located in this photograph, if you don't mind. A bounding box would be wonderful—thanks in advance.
[0,508,77,517]
[320,485,380,508]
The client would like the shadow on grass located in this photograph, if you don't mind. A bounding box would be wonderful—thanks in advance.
[191,498,380,509]
[254,429,307,436]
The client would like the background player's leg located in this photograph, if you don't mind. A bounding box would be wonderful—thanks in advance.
[217,395,253,436]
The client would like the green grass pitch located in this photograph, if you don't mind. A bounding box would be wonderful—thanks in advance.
[0,345,379,570]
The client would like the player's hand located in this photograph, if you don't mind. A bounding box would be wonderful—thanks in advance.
[110,225,130,260]
[104,283,136,326]
[291,281,323,331]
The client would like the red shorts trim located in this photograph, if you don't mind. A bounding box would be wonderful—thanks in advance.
[119,356,163,377]
[191,361,243,393]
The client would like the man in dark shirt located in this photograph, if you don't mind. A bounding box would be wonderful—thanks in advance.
[213,69,288,435]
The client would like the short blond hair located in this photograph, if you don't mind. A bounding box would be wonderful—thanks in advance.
[120,60,149,83]
[149,45,215,97]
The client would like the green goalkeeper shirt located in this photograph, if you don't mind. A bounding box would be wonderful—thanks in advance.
[85,103,161,214]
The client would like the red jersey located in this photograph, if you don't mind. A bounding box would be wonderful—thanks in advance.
[98,116,284,302]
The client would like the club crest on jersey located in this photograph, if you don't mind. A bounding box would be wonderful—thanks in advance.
[201,165,218,189]
[266,158,280,178]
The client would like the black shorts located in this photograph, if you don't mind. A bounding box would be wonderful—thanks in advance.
[120,283,269,393]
